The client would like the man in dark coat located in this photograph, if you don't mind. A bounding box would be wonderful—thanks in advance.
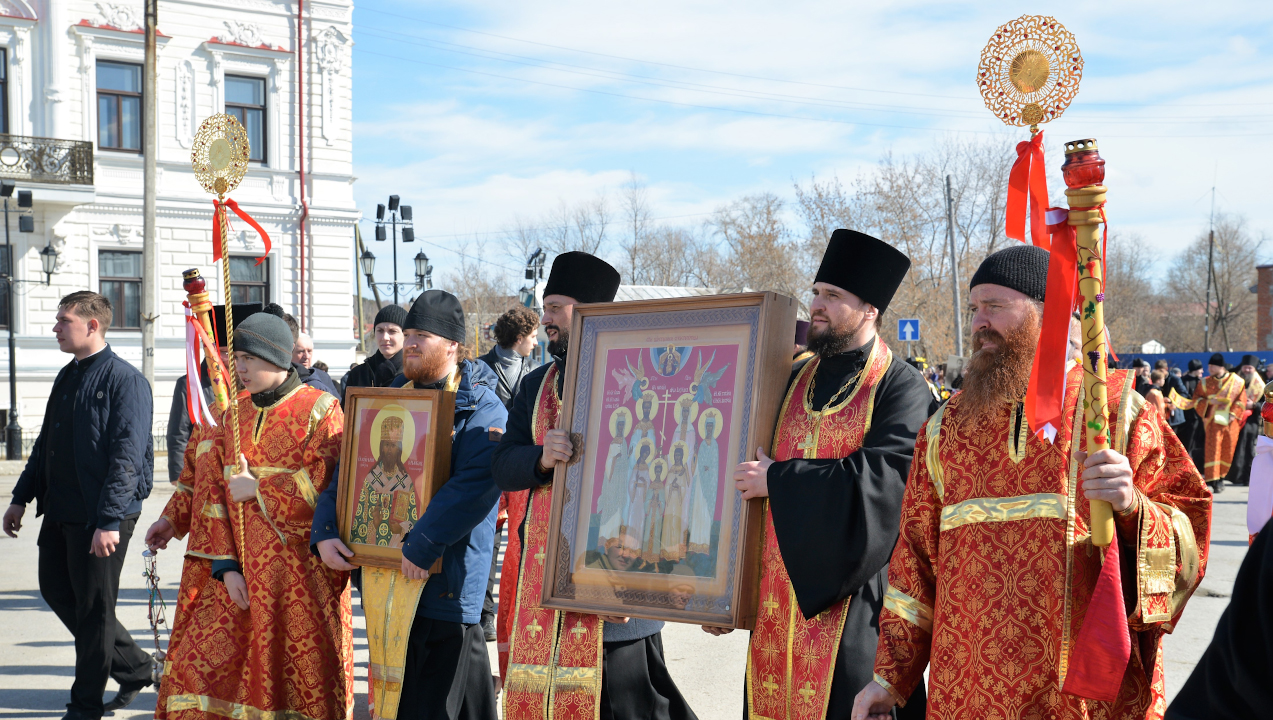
[720,229,931,720]
[164,303,259,483]
[342,304,407,402]
[3,291,155,718]
[1179,358,1206,472]
[1226,353,1266,487]
[491,251,697,720]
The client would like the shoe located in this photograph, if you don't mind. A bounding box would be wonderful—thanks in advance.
[103,678,153,713]
[481,614,497,642]
[1209,480,1225,495]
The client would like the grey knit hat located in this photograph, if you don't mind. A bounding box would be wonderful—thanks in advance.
[970,244,1050,302]
[235,313,295,370]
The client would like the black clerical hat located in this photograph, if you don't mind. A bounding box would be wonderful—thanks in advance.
[542,251,622,305]
[405,289,466,343]
[212,303,263,347]
[970,244,1050,302]
[1208,353,1226,367]
[814,229,911,312]
[1241,354,1261,368]
[1187,359,1203,371]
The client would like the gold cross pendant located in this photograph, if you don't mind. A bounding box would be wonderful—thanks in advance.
[796,432,817,459]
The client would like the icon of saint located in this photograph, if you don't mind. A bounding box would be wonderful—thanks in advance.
[686,408,722,566]
[351,413,416,548]
[597,407,633,550]
[661,443,691,562]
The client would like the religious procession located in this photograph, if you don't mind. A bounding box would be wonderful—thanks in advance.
[1,4,1269,720]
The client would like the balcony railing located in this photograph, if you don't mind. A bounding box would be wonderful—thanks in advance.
[0,134,94,185]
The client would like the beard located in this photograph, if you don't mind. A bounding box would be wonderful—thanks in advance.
[379,443,406,475]
[547,325,569,358]
[806,320,857,357]
[959,308,1041,421]
[403,342,451,384]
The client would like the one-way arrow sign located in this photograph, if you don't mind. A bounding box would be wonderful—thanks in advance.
[898,318,920,342]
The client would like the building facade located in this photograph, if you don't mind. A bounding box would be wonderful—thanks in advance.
[0,0,357,443]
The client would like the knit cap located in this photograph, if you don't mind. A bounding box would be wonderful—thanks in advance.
[235,313,295,370]
[969,244,1050,302]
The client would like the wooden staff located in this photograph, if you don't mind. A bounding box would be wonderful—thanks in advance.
[182,268,231,413]
[1063,138,1114,548]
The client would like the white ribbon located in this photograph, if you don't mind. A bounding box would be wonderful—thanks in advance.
[184,305,217,428]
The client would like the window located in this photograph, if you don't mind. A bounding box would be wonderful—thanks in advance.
[230,256,270,304]
[99,251,141,329]
[225,75,266,163]
[0,48,8,135]
[97,61,142,152]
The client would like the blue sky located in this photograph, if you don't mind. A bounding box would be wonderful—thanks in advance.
[348,1,1273,296]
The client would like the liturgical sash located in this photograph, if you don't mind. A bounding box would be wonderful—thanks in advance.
[747,337,892,720]
[504,363,605,720]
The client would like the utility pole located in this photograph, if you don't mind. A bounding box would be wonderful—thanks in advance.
[141,0,158,390]
[1203,186,1215,352]
[4,192,18,459]
[945,175,964,357]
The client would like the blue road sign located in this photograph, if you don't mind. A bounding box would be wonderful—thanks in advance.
[898,318,920,342]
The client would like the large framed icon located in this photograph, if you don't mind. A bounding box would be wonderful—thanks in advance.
[336,387,455,571]
[542,292,797,629]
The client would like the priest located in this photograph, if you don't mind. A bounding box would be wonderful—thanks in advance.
[491,251,697,720]
[1224,354,1265,487]
[712,229,935,720]
[1194,353,1247,492]
[854,245,1212,720]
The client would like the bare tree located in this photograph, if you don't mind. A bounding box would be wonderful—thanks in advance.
[443,240,516,356]
[619,172,652,283]
[627,226,700,287]
[1162,213,1263,352]
[706,193,804,301]
[1102,231,1158,353]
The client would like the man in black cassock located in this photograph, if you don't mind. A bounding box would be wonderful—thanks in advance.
[1225,353,1266,487]
[1179,358,1206,472]
[491,251,697,720]
[711,229,933,720]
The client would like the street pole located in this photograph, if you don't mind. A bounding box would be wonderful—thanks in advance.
[945,175,964,357]
[140,0,158,390]
[391,211,399,305]
[1202,186,1216,353]
[4,196,18,459]
[353,227,366,354]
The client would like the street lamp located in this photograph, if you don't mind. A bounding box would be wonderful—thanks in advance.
[524,248,545,312]
[413,251,432,290]
[1,182,53,460]
[369,194,417,304]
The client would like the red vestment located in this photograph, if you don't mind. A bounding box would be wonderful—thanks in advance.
[159,387,353,720]
[874,368,1211,719]
[1192,371,1246,481]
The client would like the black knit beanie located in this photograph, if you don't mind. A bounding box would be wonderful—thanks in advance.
[1209,353,1225,367]
[374,304,408,329]
[969,244,1050,302]
[404,290,466,343]
[235,313,295,370]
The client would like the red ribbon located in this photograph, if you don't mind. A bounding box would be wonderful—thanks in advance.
[1062,539,1131,701]
[212,198,272,265]
[1006,131,1051,250]
[1024,209,1078,439]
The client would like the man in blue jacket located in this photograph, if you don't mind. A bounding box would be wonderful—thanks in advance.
[3,291,155,720]
[313,289,505,720]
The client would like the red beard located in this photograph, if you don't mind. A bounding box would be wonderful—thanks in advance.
[403,342,451,384]
[959,308,1041,421]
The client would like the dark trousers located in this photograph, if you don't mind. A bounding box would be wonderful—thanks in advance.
[38,516,152,718]
[482,526,501,620]
[397,617,497,720]
[601,634,697,720]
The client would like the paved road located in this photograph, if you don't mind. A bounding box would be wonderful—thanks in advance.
[0,476,1244,720]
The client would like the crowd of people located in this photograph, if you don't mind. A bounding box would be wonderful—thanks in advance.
[6,229,1264,720]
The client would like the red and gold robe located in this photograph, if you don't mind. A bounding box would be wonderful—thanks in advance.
[160,385,353,720]
[498,363,605,720]
[874,368,1212,719]
[1193,371,1246,481]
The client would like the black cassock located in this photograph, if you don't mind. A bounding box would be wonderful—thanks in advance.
[1179,373,1206,473]
[1226,377,1263,487]
[1166,518,1273,720]
[763,345,936,720]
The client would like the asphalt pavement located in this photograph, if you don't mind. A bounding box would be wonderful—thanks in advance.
[0,475,1246,720]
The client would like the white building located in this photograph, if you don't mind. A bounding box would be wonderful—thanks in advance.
[0,0,357,446]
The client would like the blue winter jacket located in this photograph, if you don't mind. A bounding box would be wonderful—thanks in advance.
[311,359,506,625]
[12,345,154,531]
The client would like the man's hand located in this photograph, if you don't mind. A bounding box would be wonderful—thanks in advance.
[701,625,734,636]
[227,454,258,502]
[223,571,250,610]
[401,554,430,581]
[598,615,629,624]
[91,529,121,557]
[317,538,357,571]
[733,447,775,500]
[3,504,24,538]
[539,428,574,472]
[1074,449,1136,513]
[851,680,898,720]
[145,518,176,550]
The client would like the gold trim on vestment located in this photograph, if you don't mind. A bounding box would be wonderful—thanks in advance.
[1114,372,1143,455]
[166,694,323,720]
[309,392,338,437]
[175,482,195,494]
[939,493,1067,532]
[506,663,552,693]
[197,440,213,456]
[293,468,318,508]
[1058,380,1085,687]
[873,673,907,707]
[1007,402,1029,464]
[924,403,947,502]
[1161,501,1202,627]
[364,566,426,720]
[185,550,236,561]
[201,502,228,518]
[883,585,933,633]
[255,486,288,545]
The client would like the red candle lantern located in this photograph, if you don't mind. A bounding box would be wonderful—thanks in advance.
[1062,138,1105,189]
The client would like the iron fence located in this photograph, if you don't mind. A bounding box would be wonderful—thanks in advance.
[0,134,94,185]
[20,421,169,457]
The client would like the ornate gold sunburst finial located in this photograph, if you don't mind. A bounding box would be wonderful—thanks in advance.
[191,114,250,197]
[977,15,1083,131]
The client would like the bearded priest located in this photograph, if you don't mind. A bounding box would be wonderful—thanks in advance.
[709,229,936,720]
[854,245,1212,720]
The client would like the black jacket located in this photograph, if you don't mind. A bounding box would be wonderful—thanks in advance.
[166,368,213,483]
[294,363,339,397]
[341,350,403,403]
[13,345,154,531]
